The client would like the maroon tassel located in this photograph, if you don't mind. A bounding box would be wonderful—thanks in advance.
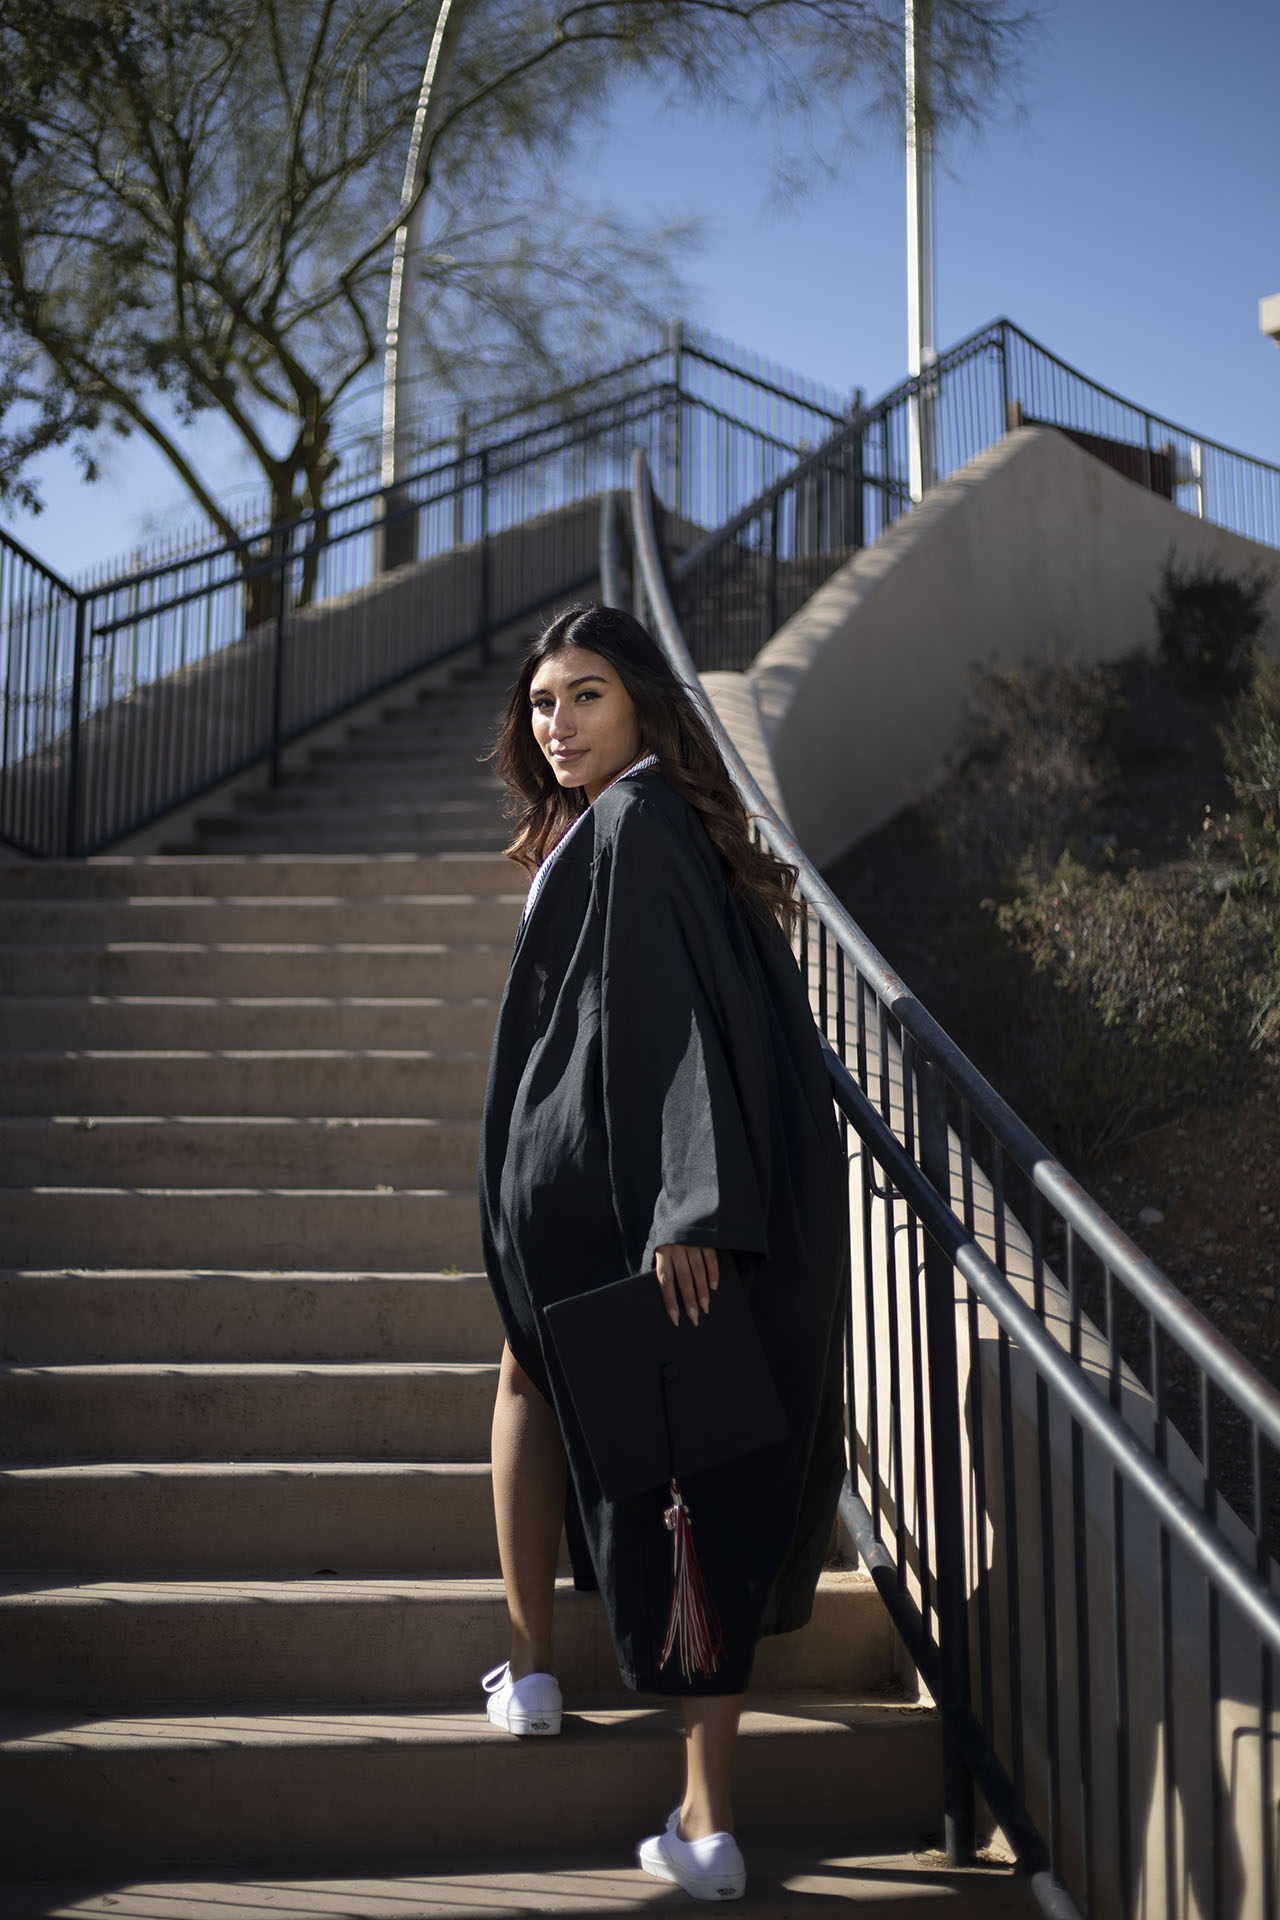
[659,1479,724,1683]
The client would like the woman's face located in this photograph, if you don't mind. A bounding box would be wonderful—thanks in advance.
[529,644,644,803]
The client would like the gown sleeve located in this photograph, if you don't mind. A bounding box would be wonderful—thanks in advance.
[594,794,773,1273]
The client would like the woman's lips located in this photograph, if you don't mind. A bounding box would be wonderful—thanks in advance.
[551,749,587,765]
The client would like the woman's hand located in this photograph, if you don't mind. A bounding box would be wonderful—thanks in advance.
[655,1244,719,1328]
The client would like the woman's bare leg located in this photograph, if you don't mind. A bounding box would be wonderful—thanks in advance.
[490,1342,566,1678]
[679,1694,744,1837]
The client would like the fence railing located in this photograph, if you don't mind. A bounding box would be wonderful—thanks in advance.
[620,451,1280,1920]
[69,320,854,593]
[1,328,852,858]
[670,318,1280,673]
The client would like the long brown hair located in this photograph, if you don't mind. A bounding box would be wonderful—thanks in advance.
[492,604,798,935]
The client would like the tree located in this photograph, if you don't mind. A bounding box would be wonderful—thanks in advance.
[0,0,1037,549]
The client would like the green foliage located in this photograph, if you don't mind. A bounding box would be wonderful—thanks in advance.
[1152,549,1274,695]
[995,855,1271,1161]
[929,659,1117,890]
[933,633,1280,1162]
[1220,647,1280,849]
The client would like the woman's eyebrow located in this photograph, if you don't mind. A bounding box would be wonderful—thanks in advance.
[529,673,609,699]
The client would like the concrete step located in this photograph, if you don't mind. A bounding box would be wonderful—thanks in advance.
[0,896,523,945]
[0,1696,944,1874]
[0,1051,490,1117]
[0,1270,501,1364]
[0,1460,498,1573]
[279,760,505,788]
[0,1848,1033,1918]
[0,998,499,1053]
[0,1187,483,1270]
[1,1359,499,1463]
[0,1571,888,1707]
[236,786,503,816]
[265,769,504,799]
[0,855,517,899]
[0,1115,482,1188]
[312,738,502,764]
[0,944,513,998]
[214,802,506,834]
[186,825,512,854]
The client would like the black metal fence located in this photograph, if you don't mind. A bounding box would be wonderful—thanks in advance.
[625,454,1280,1920]
[671,318,1280,673]
[0,328,851,858]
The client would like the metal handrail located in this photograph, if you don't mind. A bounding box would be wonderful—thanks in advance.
[623,445,1280,1920]
[628,444,1280,1613]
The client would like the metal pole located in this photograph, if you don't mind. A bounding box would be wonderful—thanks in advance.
[453,408,468,548]
[916,1053,976,1864]
[269,528,289,786]
[65,595,87,858]
[905,0,936,503]
[478,445,491,663]
[668,318,684,520]
[380,0,466,566]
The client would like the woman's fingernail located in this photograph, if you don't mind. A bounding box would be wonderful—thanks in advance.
[689,1309,699,1327]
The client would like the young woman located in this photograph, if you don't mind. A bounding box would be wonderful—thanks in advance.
[478,603,848,1900]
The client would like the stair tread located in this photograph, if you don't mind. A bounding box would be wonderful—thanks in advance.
[0,1570,867,1607]
[0,998,498,1010]
[1,1359,498,1379]
[0,1267,490,1279]
[2,1459,493,1478]
[0,1849,1030,1919]
[0,1184,474,1196]
[0,1694,929,1749]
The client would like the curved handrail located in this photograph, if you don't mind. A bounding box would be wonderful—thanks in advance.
[630,447,1280,1453]
[628,439,1280,1912]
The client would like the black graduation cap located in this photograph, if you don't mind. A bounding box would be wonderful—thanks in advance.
[542,1254,788,1502]
[544,1255,790,1682]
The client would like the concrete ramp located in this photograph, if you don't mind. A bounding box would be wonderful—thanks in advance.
[738,425,1280,869]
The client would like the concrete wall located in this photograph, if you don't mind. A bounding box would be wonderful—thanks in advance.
[748,426,1280,869]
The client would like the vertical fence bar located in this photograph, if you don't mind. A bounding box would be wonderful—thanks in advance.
[268,529,290,785]
[64,595,88,857]
[478,446,492,662]
[917,1053,975,1864]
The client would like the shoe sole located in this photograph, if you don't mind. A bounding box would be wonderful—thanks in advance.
[638,1836,745,1900]
[486,1702,562,1735]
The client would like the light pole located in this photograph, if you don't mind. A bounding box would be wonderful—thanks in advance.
[905,0,936,503]
[379,0,466,568]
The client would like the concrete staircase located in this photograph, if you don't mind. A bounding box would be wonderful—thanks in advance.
[0,658,1030,1914]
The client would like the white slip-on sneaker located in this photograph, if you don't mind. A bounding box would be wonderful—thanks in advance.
[637,1821,746,1901]
[481,1661,562,1735]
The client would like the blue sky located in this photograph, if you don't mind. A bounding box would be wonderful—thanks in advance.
[6,0,1278,580]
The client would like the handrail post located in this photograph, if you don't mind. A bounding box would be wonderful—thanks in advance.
[269,526,289,786]
[65,594,87,857]
[453,409,468,548]
[765,499,778,647]
[478,445,491,662]
[1142,413,1153,493]
[851,416,865,551]
[917,1053,975,1865]
[669,318,684,520]
[999,322,1012,435]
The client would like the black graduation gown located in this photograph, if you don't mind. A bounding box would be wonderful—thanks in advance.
[478,771,849,1695]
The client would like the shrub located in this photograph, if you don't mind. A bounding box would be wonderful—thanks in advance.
[1152,550,1273,696]
[930,661,1117,891]
[1220,646,1280,849]
[995,854,1272,1161]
